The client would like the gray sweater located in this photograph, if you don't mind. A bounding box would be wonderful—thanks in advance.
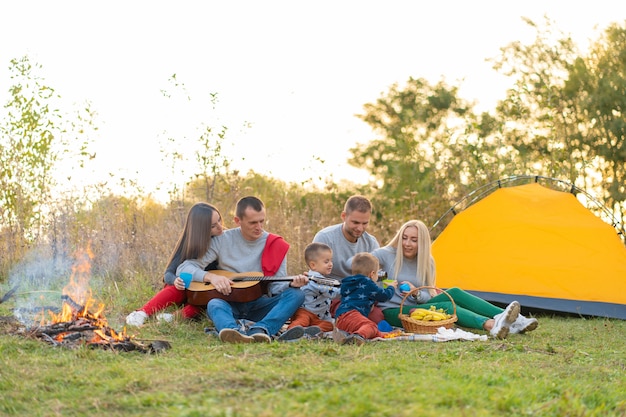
[371,246,433,310]
[177,228,289,295]
[313,223,379,280]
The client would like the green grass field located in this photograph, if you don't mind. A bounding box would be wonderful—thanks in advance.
[1,308,624,417]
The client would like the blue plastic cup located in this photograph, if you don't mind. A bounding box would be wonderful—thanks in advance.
[180,272,193,288]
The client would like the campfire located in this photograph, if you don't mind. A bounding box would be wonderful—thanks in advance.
[2,247,170,354]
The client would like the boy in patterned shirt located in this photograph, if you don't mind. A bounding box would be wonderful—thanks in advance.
[285,243,340,337]
[334,252,397,344]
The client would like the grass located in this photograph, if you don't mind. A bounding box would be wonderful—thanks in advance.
[0,302,625,416]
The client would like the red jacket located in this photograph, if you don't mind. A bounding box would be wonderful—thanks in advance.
[261,233,289,276]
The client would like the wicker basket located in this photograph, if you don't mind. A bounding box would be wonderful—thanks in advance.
[398,286,458,334]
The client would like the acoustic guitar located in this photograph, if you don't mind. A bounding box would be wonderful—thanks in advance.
[186,270,340,305]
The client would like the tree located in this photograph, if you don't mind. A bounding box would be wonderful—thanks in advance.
[491,16,588,184]
[349,77,471,204]
[0,56,94,269]
[0,57,58,237]
[348,76,517,226]
[493,18,626,226]
[158,75,238,205]
[572,23,626,226]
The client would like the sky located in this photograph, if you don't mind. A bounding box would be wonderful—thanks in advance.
[1,1,624,202]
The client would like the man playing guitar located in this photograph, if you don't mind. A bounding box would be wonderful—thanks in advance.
[177,196,307,343]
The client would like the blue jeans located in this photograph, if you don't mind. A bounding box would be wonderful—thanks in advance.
[207,288,305,336]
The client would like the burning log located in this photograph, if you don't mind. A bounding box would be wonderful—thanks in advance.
[23,303,172,354]
[23,319,172,353]
[29,321,98,337]
[61,294,84,311]
[28,325,171,353]
[4,245,172,354]
[3,310,172,353]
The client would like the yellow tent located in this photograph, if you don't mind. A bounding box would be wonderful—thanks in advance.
[432,182,626,319]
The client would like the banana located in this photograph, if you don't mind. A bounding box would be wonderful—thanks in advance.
[410,307,451,321]
[431,311,448,319]
[427,310,449,320]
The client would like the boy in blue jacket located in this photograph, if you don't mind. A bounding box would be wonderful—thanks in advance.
[335,252,397,344]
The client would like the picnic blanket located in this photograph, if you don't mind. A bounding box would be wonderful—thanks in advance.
[374,327,488,342]
[205,322,488,342]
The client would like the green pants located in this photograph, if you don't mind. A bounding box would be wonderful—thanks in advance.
[382,287,504,330]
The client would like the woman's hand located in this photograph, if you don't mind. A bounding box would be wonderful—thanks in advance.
[173,277,186,290]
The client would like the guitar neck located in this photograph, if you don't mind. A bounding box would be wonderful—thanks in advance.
[208,270,339,287]
[232,275,300,283]
[232,275,339,287]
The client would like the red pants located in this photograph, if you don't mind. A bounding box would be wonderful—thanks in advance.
[140,284,204,319]
[330,299,384,323]
[336,310,383,340]
[288,308,334,332]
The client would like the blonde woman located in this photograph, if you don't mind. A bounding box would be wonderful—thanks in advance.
[372,220,538,339]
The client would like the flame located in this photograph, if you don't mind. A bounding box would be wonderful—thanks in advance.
[44,244,128,344]
[65,244,95,308]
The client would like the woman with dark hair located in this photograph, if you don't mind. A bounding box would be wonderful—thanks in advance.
[372,220,538,339]
[125,202,223,326]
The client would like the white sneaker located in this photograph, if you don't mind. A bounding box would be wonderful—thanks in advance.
[218,328,254,344]
[156,313,174,323]
[125,310,148,327]
[510,315,538,334]
[490,301,520,339]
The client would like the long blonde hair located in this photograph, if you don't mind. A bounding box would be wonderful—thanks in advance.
[385,220,436,287]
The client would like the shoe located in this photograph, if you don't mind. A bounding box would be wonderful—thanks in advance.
[510,315,538,334]
[218,328,254,343]
[490,301,520,339]
[377,320,393,332]
[248,329,272,343]
[342,334,366,345]
[277,326,305,342]
[204,328,219,337]
[156,313,174,323]
[125,310,148,327]
[332,327,349,344]
[303,326,322,338]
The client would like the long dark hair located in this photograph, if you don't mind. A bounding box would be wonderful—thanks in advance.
[166,203,222,268]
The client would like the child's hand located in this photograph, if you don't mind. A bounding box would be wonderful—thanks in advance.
[290,274,309,288]
[387,280,399,288]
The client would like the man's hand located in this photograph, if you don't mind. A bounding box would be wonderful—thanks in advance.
[205,272,233,295]
[289,274,309,288]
